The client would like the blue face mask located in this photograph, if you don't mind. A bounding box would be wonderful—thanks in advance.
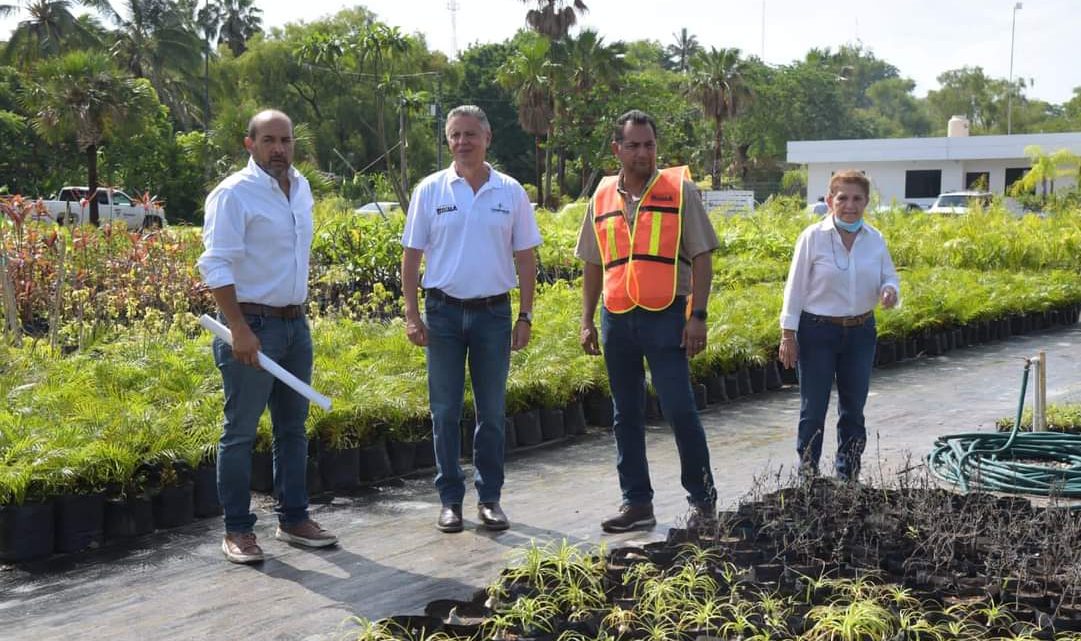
[834,215,863,233]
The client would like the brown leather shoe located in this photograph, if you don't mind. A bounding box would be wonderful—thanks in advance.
[437,504,463,533]
[222,532,264,564]
[477,502,509,531]
[601,503,656,533]
[276,519,338,548]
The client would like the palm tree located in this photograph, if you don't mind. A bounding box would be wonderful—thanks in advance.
[19,51,156,225]
[666,28,700,73]
[0,0,101,66]
[557,29,626,194]
[354,23,412,208]
[216,0,261,57]
[1013,145,1081,197]
[497,33,554,205]
[97,0,204,128]
[520,0,588,40]
[686,47,752,190]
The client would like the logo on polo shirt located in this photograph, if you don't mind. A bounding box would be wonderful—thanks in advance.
[436,204,458,215]
[491,202,511,214]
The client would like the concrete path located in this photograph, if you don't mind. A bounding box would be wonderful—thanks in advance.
[4,325,1081,641]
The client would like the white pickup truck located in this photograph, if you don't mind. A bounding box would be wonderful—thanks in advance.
[42,186,166,229]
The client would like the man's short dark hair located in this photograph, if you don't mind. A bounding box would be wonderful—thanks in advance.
[613,109,657,142]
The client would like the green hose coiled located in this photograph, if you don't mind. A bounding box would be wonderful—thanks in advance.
[926,362,1081,497]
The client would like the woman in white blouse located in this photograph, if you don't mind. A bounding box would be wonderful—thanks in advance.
[778,170,900,480]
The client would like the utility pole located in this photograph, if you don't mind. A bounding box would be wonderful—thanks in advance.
[447,0,460,59]
[434,76,443,170]
[760,0,766,60]
[1007,2,1023,135]
[399,97,409,195]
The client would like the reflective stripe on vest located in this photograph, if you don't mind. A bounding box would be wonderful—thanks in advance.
[591,166,689,313]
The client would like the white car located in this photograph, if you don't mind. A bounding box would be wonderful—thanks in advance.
[928,191,993,215]
[354,201,401,217]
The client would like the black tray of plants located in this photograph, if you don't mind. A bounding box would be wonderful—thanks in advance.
[349,476,1081,640]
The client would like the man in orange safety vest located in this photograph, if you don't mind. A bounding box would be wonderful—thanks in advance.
[576,109,720,533]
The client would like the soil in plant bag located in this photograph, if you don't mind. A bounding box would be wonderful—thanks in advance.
[153,482,194,529]
[0,501,55,562]
[386,439,417,476]
[54,493,105,554]
[562,401,587,435]
[357,441,392,482]
[321,447,361,491]
[539,407,564,441]
[514,409,543,447]
[104,496,154,540]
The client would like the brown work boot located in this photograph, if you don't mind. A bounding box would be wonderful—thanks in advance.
[601,503,656,533]
[222,532,264,564]
[275,519,338,548]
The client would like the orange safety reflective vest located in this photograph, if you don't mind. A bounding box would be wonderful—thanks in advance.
[591,166,690,313]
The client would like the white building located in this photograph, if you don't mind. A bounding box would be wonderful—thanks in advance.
[787,120,1081,208]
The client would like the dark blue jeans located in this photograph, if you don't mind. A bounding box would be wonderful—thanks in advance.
[424,295,511,506]
[795,311,877,479]
[601,301,716,507]
[213,313,312,534]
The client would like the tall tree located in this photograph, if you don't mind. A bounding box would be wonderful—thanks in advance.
[355,23,412,208]
[520,0,587,40]
[686,47,751,190]
[497,33,553,202]
[665,28,700,73]
[555,28,626,195]
[0,0,102,65]
[216,0,261,57]
[97,0,204,128]
[19,50,157,224]
[926,66,1012,134]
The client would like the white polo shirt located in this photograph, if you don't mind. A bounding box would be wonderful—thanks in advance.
[198,156,314,306]
[402,163,541,299]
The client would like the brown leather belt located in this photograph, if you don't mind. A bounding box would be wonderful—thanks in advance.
[810,311,874,327]
[238,302,305,319]
[426,288,509,308]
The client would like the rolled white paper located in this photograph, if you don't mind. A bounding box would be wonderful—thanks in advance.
[199,313,332,411]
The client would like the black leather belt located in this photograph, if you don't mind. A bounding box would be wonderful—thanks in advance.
[806,311,874,327]
[426,288,509,308]
[238,303,305,319]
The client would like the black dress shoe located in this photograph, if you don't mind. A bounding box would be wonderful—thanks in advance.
[437,504,463,533]
[477,502,509,531]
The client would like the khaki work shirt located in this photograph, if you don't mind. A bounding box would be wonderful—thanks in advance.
[574,172,719,296]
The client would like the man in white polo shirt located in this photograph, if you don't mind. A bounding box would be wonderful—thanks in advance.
[198,109,337,564]
[401,105,541,533]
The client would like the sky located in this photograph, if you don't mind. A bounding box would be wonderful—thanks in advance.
[2,0,1078,105]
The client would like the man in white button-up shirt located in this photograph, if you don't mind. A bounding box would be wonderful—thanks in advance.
[779,170,900,481]
[198,110,336,564]
[401,105,541,534]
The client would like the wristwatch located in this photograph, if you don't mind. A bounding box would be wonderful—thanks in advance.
[517,311,533,324]
[690,308,708,321]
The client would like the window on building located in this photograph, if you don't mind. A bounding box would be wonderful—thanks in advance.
[905,170,941,198]
[1005,167,1032,194]
[965,172,990,191]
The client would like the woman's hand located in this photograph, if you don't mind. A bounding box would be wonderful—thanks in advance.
[779,335,799,369]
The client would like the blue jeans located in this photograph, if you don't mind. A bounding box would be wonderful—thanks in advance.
[213,313,311,534]
[795,311,877,479]
[424,295,511,506]
[601,300,716,507]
